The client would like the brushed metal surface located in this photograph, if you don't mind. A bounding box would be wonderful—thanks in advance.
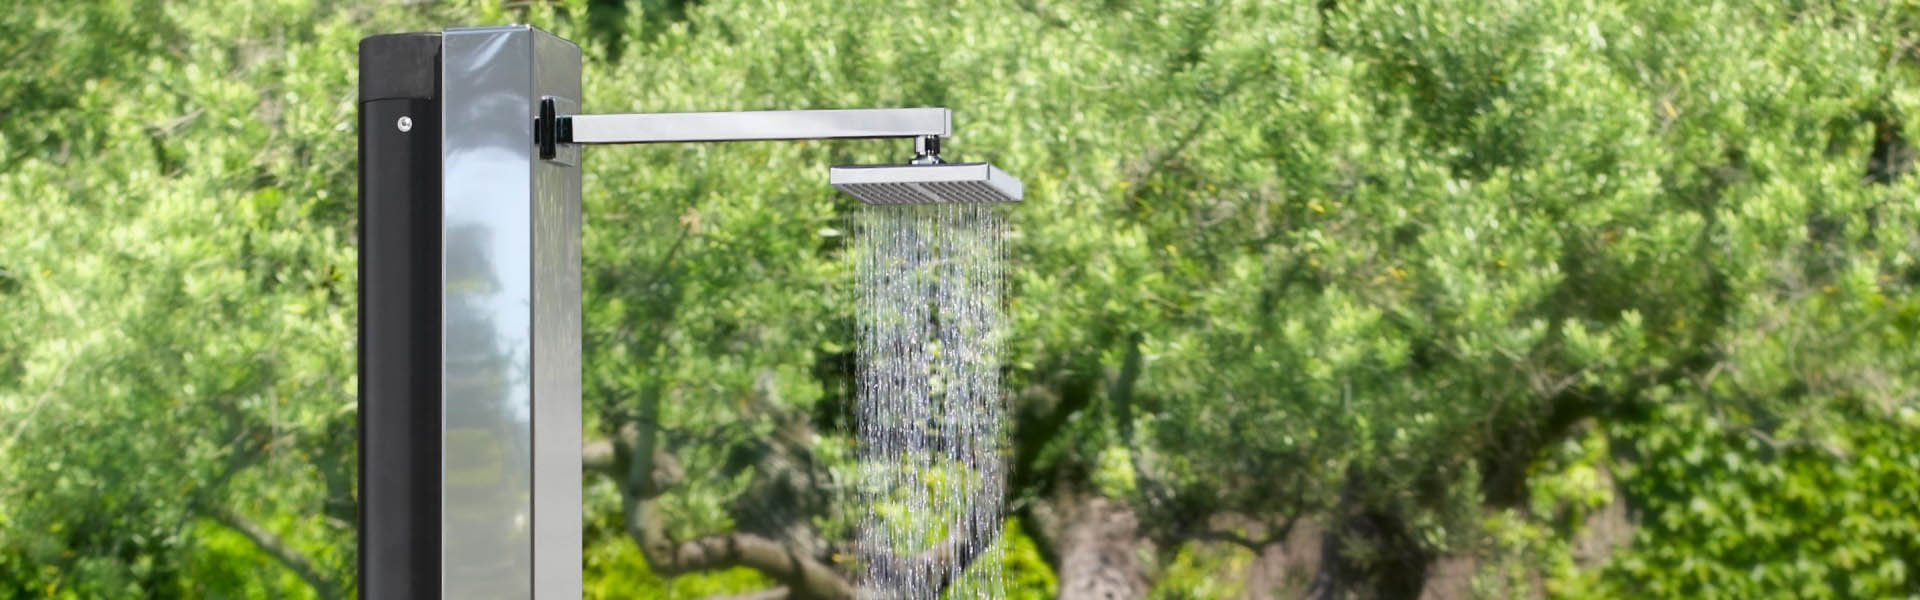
[528,29,583,600]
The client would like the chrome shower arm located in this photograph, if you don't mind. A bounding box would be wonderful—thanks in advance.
[558,107,950,144]
[534,101,1011,202]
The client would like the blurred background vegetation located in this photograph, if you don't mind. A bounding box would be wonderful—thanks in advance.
[4,0,1920,598]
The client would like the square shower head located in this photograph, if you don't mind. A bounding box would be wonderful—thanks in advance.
[829,162,1024,205]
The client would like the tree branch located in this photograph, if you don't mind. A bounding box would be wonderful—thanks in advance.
[624,494,855,600]
[206,504,342,599]
[705,588,791,600]
[859,498,1007,596]
[613,383,855,600]
[583,437,616,476]
[1179,513,1301,552]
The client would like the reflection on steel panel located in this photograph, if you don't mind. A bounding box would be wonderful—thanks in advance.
[441,25,581,600]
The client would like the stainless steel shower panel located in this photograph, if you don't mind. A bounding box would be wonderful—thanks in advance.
[565,107,950,144]
[440,25,582,600]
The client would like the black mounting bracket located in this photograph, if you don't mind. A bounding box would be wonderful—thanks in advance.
[537,97,562,160]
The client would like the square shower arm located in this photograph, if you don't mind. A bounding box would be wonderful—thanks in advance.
[557,107,952,145]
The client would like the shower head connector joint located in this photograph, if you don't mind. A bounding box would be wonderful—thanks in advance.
[910,135,945,165]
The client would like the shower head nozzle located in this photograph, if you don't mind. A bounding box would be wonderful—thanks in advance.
[830,163,1024,205]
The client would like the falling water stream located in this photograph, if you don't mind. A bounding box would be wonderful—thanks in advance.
[857,203,1007,599]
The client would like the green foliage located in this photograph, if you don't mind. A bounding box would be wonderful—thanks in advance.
[177,520,320,599]
[996,519,1058,600]
[0,1,466,596]
[1149,543,1249,600]
[1481,405,1920,598]
[5,0,1920,598]
[584,480,777,599]
[1600,404,1920,597]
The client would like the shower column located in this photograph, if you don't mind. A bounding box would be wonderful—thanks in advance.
[358,25,582,600]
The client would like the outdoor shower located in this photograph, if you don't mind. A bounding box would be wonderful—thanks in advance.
[358,25,1020,599]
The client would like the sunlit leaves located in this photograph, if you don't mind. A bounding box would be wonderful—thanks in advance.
[5,0,1919,596]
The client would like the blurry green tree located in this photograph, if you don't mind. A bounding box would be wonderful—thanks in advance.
[3,0,1918,599]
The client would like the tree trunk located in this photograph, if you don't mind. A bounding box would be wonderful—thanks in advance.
[1026,491,1149,600]
[1303,485,1435,600]
[1238,520,1323,599]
